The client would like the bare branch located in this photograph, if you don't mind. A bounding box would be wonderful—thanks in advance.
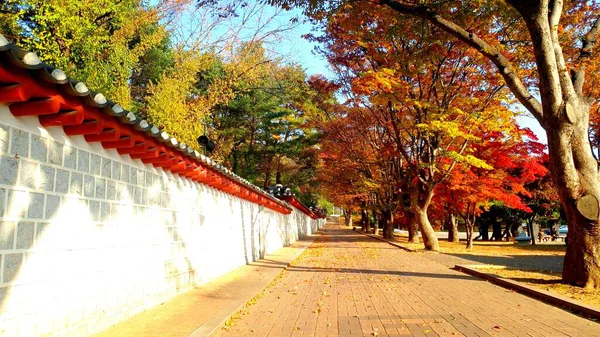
[380,0,543,123]
[548,0,577,102]
[574,16,600,96]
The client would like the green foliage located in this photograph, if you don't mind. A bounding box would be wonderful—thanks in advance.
[210,55,321,189]
[2,0,325,207]
[5,0,167,109]
[145,50,208,147]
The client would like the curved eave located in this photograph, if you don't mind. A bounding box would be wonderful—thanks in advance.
[279,196,318,219]
[0,37,292,214]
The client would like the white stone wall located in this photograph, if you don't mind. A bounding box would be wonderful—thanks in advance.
[0,104,323,337]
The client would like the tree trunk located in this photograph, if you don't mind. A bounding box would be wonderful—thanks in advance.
[411,187,439,250]
[447,213,459,243]
[407,211,420,243]
[371,209,378,235]
[492,221,503,241]
[528,216,536,246]
[361,209,368,231]
[382,210,394,239]
[414,205,439,251]
[548,113,600,288]
[378,0,600,288]
[465,216,474,250]
[344,209,353,227]
[263,162,272,188]
[501,223,512,241]
[275,155,282,185]
[479,223,490,241]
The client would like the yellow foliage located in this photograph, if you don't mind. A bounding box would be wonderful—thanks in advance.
[146,50,208,148]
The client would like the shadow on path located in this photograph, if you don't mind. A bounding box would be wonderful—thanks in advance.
[285,265,478,281]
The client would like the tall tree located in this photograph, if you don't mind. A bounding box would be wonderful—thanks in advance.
[2,0,174,109]
[308,2,515,249]
[269,0,600,289]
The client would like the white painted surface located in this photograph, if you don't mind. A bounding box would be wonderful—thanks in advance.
[0,103,324,336]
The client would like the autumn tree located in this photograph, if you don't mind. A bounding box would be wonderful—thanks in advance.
[270,0,600,289]
[308,74,402,237]
[441,127,547,249]
[1,0,176,109]
[306,2,517,250]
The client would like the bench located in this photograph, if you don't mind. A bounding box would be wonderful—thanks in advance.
[515,235,532,245]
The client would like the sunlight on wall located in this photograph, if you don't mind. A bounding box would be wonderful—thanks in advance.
[0,107,323,337]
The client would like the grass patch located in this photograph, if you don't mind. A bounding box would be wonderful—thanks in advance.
[391,235,566,256]
[481,268,600,310]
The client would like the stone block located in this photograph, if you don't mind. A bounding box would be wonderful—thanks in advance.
[127,185,135,199]
[129,167,137,184]
[90,154,101,175]
[31,134,48,162]
[16,222,34,249]
[70,172,83,195]
[106,180,116,200]
[0,188,4,217]
[146,173,153,186]
[19,160,39,189]
[45,194,60,219]
[134,187,142,204]
[48,140,63,165]
[63,144,77,169]
[0,286,9,307]
[55,169,69,193]
[116,182,126,200]
[89,200,100,221]
[121,165,130,183]
[84,175,95,198]
[112,161,121,181]
[99,202,110,222]
[40,165,55,192]
[111,203,120,218]
[27,192,44,219]
[3,253,23,283]
[0,221,15,249]
[101,158,111,178]
[10,129,29,158]
[35,223,47,243]
[7,189,27,218]
[137,169,145,185]
[78,150,90,173]
[95,178,106,199]
[161,193,168,208]
[0,124,8,154]
[141,188,148,206]
[0,156,18,185]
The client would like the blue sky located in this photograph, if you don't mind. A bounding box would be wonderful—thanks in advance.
[170,2,547,145]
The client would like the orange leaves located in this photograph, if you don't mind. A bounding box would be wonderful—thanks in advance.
[352,68,403,96]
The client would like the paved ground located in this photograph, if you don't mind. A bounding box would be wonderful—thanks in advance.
[215,224,600,337]
[93,235,317,337]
